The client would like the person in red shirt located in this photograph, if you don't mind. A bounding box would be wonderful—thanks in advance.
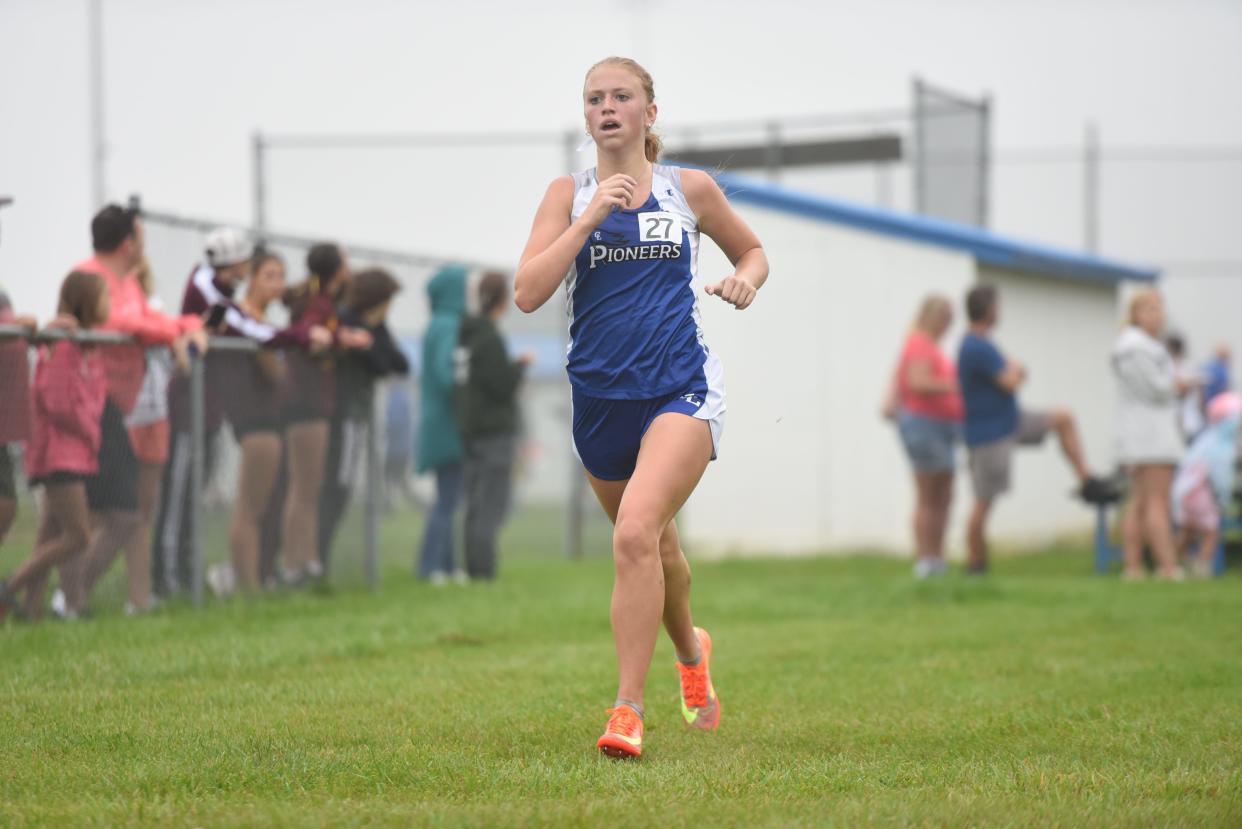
[56,204,205,618]
[0,272,110,620]
[884,295,963,578]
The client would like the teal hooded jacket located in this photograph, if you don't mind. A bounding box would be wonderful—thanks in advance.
[417,265,466,473]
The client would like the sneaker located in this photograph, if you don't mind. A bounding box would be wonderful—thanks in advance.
[913,558,947,579]
[451,569,470,586]
[49,588,69,619]
[428,571,448,587]
[1121,567,1148,582]
[278,565,306,588]
[1190,560,1215,580]
[206,563,236,598]
[1079,475,1123,505]
[597,704,644,759]
[677,627,721,730]
[965,561,989,577]
[1157,566,1186,583]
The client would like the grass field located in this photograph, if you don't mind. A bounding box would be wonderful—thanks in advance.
[2,503,1241,827]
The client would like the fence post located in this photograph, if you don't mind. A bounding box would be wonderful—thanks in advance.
[365,389,380,591]
[563,131,585,560]
[189,346,205,606]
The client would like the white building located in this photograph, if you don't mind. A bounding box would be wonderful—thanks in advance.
[682,173,1157,557]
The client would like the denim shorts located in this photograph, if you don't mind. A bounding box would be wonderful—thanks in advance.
[896,411,959,474]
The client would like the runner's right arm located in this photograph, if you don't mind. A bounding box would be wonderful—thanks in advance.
[514,174,637,313]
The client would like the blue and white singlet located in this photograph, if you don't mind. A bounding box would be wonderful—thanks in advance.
[565,164,724,401]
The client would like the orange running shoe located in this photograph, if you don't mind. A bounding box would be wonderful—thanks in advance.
[678,627,720,730]
[597,704,644,759]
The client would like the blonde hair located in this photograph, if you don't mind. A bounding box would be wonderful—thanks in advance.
[913,294,952,336]
[1127,287,1162,327]
[585,56,662,162]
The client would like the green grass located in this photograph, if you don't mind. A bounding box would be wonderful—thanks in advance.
[1,503,1240,827]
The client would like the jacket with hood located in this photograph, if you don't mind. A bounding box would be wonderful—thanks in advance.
[1172,410,1239,517]
[457,313,526,439]
[417,266,466,472]
[25,341,107,480]
[1112,324,1182,464]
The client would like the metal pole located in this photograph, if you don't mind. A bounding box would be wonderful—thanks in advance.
[364,390,380,590]
[189,347,205,606]
[912,77,925,215]
[252,131,267,237]
[1084,121,1099,253]
[564,129,584,560]
[88,0,106,208]
[978,93,992,228]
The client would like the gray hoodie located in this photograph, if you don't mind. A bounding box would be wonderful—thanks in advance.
[1111,325,1182,464]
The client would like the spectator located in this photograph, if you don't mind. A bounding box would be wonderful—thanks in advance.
[0,283,36,549]
[885,294,962,579]
[316,268,409,572]
[958,285,1117,575]
[278,243,371,584]
[0,272,109,620]
[1165,333,1205,443]
[151,227,252,597]
[1172,392,1241,579]
[1202,343,1231,407]
[416,265,467,584]
[58,204,204,618]
[383,379,419,511]
[217,251,295,592]
[1112,288,1195,581]
[114,260,181,614]
[456,272,531,581]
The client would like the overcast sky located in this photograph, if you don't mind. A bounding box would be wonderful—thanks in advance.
[2,0,1240,321]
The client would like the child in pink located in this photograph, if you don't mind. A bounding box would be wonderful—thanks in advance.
[0,272,110,620]
[1172,391,1242,578]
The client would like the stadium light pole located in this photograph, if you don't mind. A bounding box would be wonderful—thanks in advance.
[88,0,107,208]
[252,131,267,238]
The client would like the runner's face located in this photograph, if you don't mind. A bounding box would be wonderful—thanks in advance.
[583,66,654,150]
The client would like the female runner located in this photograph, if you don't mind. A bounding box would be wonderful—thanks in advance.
[515,56,769,758]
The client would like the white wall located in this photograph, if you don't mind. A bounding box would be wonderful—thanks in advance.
[680,205,975,555]
[1158,265,1242,377]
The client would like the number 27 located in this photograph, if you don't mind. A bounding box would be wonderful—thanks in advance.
[645,217,673,239]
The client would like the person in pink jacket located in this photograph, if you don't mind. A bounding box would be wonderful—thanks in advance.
[0,272,110,621]
[55,204,205,618]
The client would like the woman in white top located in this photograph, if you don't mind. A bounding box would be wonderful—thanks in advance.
[1111,288,1197,580]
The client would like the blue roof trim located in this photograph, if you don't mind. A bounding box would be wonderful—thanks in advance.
[709,170,1159,284]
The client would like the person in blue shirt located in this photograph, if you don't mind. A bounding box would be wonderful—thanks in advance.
[515,57,768,759]
[957,285,1118,574]
[1201,343,1230,407]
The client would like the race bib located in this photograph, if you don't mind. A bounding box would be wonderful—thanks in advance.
[637,211,681,243]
